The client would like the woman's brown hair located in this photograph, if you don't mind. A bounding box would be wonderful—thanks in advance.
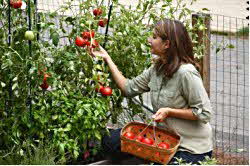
[153,19,200,78]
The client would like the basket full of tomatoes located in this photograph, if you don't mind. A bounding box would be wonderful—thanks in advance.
[120,121,180,165]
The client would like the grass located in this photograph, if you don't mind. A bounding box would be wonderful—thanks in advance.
[0,141,60,165]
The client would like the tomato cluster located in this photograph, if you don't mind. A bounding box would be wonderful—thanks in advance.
[75,30,99,48]
[75,8,108,48]
[93,8,108,28]
[123,132,170,149]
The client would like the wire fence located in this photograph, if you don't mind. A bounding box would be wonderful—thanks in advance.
[209,14,249,165]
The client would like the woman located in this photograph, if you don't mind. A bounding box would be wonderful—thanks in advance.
[90,19,213,165]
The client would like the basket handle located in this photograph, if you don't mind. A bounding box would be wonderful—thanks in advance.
[136,119,160,146]
[137,119,154,136]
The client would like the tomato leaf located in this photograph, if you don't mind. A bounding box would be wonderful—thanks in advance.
[94,131,102,140]
[12,76,17,82]
[0,82,6,87]
[12,83,18,90]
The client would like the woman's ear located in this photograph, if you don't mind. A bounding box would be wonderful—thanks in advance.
[164,40,170,49]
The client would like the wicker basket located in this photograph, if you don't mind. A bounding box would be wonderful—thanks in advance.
[120,121,180,165]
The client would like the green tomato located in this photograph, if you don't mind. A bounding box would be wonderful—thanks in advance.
[198,25,205,31]
[80,23,85,28]
[24,31,35,40]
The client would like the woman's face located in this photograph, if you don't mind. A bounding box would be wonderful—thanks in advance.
[148,30,169,56]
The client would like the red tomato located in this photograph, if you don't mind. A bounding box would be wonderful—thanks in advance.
[136,147,142,152]
[79,39,89,47]
[91,40,99,48]
[93,8,102,16]
[43,73,50,81]
[142,138,154,145]
[158,142,170,149]
[101,86,112,96]
[95,85,104,92]
[10,0,22,9]
[75,37,85,46]
[83,151,90,160]
[98,19,107,27]
[81,31,95,39]
[40,81,49,90]
[86,41,90,46]
[136,135,144,142]
[155,152,160,157]
[123,132,135,140]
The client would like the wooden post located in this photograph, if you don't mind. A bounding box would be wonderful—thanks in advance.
[192,13,211,97]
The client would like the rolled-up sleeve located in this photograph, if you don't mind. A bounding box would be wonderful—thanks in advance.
[124,66,153,97]
[181,70,212,123]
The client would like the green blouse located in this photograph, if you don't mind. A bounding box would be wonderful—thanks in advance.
[124,63,213,154]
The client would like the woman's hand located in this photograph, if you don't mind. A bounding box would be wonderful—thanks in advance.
[152,107,172,122]
[89,46,111,62]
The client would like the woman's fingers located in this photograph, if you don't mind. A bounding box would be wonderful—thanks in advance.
[152,111,162,121]
[152,108,169,122]
[87,45,109,61]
